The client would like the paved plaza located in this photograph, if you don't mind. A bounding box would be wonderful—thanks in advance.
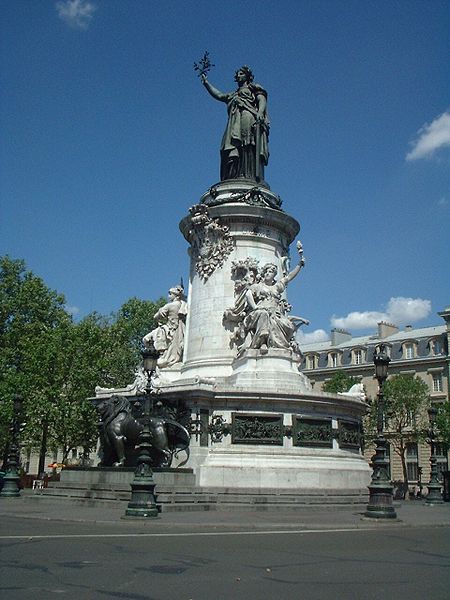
[1,494,449,600]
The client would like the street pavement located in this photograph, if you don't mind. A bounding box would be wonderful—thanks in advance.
[1,494,449,600]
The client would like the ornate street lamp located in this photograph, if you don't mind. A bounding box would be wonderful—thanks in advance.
[1,395,23,498]
[425,406,444,505]
[124,341,160,519]
[365,345,397,519]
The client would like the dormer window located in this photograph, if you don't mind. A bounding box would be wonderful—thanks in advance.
[352,348,364,365]
[429,339,442,356]
[329,352,339,368]
[306,354,318,370]
[375,344,391,358]
[403,342,417,359]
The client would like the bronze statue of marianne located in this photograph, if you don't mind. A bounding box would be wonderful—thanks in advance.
[200,66,270,183]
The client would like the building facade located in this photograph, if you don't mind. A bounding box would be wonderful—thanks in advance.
[300,306,450,492]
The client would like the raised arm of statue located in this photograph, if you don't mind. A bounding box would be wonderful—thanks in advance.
[281,241,306,285]
[201,74,228,103]
[199,64,269,182]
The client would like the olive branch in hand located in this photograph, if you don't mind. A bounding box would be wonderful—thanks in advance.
[194,51,215,78]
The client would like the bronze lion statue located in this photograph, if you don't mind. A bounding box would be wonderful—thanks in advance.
[97,395,190,468]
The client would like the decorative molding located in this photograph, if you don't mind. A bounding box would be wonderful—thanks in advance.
[203,185,282,210]
[229,186,282,210]
[208,414,231,443]
[186,204,234,281]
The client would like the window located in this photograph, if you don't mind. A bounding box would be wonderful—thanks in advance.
[405,410,414,428]
[307,355,318,370]
[432,373,443,393]
[353,349,363,365]
[329,353,338,368]
[406,443,419,481]
[435,444,449,482]
[430,339,442,355]
[376,344,391,358]
[404,344,414,359]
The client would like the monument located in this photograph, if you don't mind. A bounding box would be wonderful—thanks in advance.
[95,56,370,492]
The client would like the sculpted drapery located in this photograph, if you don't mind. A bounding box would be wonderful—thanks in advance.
[143,285,187,368]
[201,66,269,182]
[223,244,308,354]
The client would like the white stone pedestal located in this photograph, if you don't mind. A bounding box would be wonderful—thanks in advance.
[157,180,372,492]
[179,183,300,383]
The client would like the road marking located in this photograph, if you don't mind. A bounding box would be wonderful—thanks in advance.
[0,527,387,540]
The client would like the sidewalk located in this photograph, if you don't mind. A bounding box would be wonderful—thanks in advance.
[1,491,450,533]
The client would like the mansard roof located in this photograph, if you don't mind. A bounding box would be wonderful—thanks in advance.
[300,324,446,353]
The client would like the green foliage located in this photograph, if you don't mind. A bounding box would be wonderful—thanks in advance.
[0,255,165,470]
[383,374,429,431]
[436,402,450,445]
[367,373,430,485]
[0,256,71,465]
[104,296,164,387]
[322,371,360,394]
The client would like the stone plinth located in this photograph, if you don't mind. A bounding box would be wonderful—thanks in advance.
[158,377,370,490]
[197,448,370,490]
[94,180,371,493]
[179,192,299,381]
[228,348,312,393]
[161,181,372,491]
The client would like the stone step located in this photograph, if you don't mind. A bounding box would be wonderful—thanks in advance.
[39,468,368,510]
[159,501,368,513]
[26,495,368,512]
[155,494,367,505]
[40,484,367,508]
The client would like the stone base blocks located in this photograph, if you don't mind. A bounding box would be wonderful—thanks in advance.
[41,467,368,511]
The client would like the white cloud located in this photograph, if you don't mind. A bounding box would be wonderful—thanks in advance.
[297,329,329,344]
[56,0,97,30]
[331,311,386,330]
[406,111,450,161]
[331,297,431,331]
[385,297,431,324]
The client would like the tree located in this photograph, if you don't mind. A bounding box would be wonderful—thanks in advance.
[47,313,110,463]
[436,402,450,446]
[0,256,72,472]
[0,255,166,472]
[367,374,429,486]
[322,371,360,394]
[105,296,164,387]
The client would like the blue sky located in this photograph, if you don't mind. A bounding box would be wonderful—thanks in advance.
[1,0,449,342]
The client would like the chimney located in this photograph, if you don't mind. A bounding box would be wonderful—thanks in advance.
[331,328,352,345]
[378,321,399,339]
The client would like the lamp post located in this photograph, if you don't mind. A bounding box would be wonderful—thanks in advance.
[425,406,444,505]
[1,395,23,498]
[365,344,397,519]
[124,341,159,519]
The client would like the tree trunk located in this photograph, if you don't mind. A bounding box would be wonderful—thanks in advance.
[37,419,48,476]
[400,446,409,500]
